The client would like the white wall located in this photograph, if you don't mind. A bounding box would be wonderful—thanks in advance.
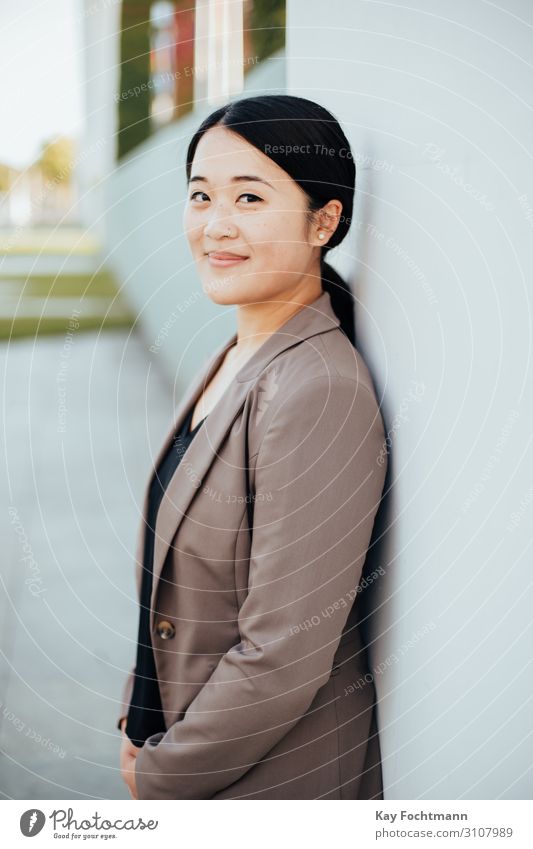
[287,0,533,799]
[103,51,285,391]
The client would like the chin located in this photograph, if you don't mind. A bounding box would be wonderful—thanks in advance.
[204,288,237,305]
[200,279,238,304]
[200,272,256,306]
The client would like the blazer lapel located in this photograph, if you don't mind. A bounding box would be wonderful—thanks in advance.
[133,331,237,595]
[142,290,341,619]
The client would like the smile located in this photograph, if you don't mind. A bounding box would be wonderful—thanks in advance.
[206,252,249,268]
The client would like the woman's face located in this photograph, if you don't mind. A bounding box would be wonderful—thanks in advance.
[183,125,321,306]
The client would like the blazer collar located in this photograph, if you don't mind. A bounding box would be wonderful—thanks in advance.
[233,288,340,381]
[139,289,340,616]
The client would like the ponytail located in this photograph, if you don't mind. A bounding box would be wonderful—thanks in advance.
[320,257,355,347]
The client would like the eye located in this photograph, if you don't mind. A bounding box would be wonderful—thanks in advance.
[189,190,210,202]
[238,193,263,204]
[188,190,263,204]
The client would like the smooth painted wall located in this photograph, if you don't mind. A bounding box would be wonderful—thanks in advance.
[286,0,533,799]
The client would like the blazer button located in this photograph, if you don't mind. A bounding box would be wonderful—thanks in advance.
[156,620,175,640]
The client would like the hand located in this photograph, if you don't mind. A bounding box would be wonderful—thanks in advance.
[120,718,139,799]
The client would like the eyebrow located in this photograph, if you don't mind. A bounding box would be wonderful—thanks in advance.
[189,174,275,190]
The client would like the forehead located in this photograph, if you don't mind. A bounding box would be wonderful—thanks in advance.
[191,125,290,185]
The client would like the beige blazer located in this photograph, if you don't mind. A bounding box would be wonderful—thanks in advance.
[118,289,388,800]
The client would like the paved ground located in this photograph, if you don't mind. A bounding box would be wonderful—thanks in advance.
[0,328,172,799]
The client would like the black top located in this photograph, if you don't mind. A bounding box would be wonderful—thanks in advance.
[126,404,207,747]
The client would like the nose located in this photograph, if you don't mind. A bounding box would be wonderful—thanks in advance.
[203,204,237,240]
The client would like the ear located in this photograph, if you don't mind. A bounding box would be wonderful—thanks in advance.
[312,199,343,247]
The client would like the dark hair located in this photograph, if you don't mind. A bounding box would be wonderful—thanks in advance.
[185,94,356,346]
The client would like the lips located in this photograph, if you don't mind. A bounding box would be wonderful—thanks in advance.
[206,251,249,267]
[207,251,248,260]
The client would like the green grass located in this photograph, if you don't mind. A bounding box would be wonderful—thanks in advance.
[3,271,124,299]
[0,228,100,255]
[0,313,134,340]
[0,271,135,340]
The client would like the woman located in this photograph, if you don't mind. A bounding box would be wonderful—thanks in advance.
[118,94,388,800]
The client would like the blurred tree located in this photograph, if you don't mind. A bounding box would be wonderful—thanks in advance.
[0,163,13,193]
[118,0,152,159]
[39,138,75,184]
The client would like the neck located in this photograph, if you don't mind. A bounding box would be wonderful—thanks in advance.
[231,263,323,360]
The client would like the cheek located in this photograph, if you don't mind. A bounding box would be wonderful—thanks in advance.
[183,208,201,242]
[248,209,298,249]
[262,210,308,260]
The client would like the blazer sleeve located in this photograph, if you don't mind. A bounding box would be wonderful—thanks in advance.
[134,375,388,799]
